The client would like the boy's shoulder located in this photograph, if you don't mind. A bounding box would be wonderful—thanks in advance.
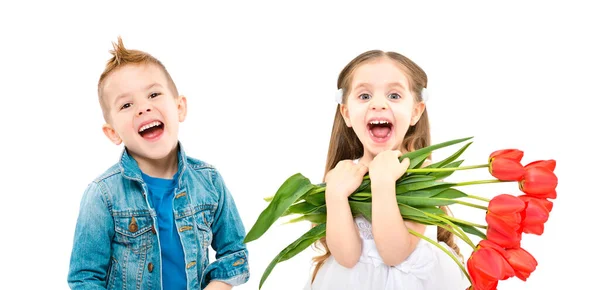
[92,162,122,183]
[90,154,221,182]
[184,155,216,172]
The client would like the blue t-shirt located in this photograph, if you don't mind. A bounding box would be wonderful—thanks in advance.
[142,171,186,290]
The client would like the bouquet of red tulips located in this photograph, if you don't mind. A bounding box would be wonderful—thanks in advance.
[243,137,558,290]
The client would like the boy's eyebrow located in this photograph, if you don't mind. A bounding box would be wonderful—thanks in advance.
[113,83,163,106]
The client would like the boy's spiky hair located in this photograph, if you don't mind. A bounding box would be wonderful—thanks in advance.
[97,36,179,121]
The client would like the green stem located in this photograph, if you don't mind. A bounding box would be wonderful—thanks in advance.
[408,228,471,284]
[465,194,491,203]
[451,199,488,211]
[442,215,488,229]
[454,179,509,187]
[430,214,476,249]
[401,204,476,249]
[407,164,489,173]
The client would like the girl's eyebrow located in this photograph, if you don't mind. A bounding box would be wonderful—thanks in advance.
[352,83,372,91]
[387,82,408,91]
[352,82,408,92]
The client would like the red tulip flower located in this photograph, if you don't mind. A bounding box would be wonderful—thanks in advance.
[467,240,515,290]
[489,158,526,181]
[505,247,538,281]
[524,159,556,172]
[485,194,525,248]
[489,149,524,163]
[519,195,554,213]
[518,196,551,235]
[488,194,525,214]
[519,167,558,199]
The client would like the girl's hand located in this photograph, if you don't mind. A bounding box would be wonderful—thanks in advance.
[368,150,410,189]
[325,160,369,200]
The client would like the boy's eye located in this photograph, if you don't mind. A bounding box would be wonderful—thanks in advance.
[120,103,132,110]
[359,93,371,100]
[150,92,161,98]
[388,93,401,100]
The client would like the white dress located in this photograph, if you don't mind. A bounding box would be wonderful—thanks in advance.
[304,216,470,290]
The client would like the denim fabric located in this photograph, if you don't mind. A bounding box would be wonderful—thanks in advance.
[68,143,249,289]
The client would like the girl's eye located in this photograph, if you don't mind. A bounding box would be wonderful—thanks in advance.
[388,93,401,100]
[150,92,161,98]
[120,103,132,110]
[359,93,371,100]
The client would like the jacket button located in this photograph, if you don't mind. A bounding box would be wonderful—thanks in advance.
[128,217,138,232]
[148,263,154,272]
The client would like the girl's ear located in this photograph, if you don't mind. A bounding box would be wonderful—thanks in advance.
[410,102,426,125]
[340,104,352,127]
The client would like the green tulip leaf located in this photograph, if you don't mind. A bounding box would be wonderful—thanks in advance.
[245,173,314,243]
[259,223,326,289]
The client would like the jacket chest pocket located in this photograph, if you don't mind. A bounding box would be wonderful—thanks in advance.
[194,206,216,249]
[114,213,154,254]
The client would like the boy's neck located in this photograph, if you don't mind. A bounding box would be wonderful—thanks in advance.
[130,146,179,179]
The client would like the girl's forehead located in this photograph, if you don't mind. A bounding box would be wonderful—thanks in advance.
[351,59,410,88]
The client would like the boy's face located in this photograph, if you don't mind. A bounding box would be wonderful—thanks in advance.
[101,63,187,161]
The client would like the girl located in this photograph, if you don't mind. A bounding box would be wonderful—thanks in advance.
[304,50,469,290]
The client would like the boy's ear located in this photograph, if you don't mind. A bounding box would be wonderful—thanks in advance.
[102,123,122,145]
[177,95,188,122]
[340,104,352,127]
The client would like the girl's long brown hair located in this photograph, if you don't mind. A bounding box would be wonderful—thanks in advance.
[311,50,462,282]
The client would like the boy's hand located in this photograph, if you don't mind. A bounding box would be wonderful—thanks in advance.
[205,281,232,290]
[325,160,369,200]
[368,150,410,189]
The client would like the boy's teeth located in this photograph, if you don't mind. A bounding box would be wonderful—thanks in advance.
[139,121,162,132]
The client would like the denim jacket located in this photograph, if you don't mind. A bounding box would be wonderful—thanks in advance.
[68,143,249,289]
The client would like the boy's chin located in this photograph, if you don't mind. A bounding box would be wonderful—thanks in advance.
[127,142,178,160]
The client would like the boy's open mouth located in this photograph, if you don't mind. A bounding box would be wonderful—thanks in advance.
[138,121,164,139]
[368,120,393,139]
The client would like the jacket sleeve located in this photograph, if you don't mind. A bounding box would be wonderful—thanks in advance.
[202,169,250,288]
[67,181,114,290]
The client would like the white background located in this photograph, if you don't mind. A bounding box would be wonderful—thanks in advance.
[1,1,598,289]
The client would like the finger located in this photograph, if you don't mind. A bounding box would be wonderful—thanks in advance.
[356,162,369,175]
[399,157,410,171]
[392,150,402,157]
[336,160,351,168]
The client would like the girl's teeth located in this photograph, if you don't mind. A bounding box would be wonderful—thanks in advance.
[370,120,389,125]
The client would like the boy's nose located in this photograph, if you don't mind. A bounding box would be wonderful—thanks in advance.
[138,108,151,116]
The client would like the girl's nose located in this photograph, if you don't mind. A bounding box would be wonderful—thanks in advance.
[369,95,388,111]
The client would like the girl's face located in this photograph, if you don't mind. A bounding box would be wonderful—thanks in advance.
[340,57,425,163]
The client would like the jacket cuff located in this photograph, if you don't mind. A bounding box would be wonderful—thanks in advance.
[202,250,249,288]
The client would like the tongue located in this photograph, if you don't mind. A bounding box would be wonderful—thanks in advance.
[371,126,390,138]
[140,126,163,139]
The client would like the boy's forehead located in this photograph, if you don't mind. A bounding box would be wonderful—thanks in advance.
[101,63,168,99]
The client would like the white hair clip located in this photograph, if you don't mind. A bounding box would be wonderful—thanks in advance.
[421,87,430,103]
[335,89,344,104]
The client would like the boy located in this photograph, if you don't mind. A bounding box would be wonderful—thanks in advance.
[67,37,249,290]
